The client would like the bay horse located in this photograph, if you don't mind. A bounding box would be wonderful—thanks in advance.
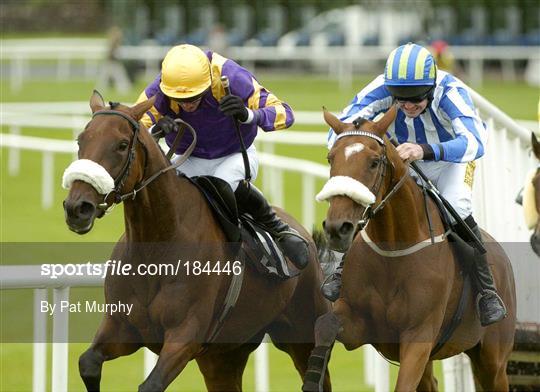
[522,132,540,256]
[63,91,331,391]
[302,106,517,391]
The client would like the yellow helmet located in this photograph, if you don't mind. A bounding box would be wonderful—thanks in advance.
[159,44,212,99]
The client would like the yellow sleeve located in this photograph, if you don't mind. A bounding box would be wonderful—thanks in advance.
[135,91,162,129]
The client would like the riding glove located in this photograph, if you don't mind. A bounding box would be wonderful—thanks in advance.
[152,117,178,138]
[219,95,249,122]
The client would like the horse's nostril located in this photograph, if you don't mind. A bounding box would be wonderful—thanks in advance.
[322,220,327,230]
[339,222,354,236]
[78,201,96,219]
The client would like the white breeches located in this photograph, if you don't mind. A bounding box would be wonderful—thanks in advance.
[411,160,475,219]
[172,144,259,191]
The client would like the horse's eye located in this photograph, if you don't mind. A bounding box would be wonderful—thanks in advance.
[117,141,129,151]
[370,158,380,169]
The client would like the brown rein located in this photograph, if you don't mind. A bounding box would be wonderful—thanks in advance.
[93,110,197,210]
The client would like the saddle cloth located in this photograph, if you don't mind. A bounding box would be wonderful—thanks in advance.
[188,175,299,280]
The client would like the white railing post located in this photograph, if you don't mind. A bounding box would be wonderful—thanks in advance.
[363,345,375,387]
[42,152,54,209]
[271,169,284,208]
[10,56,24,92]
[52,287,70,392]
[143,348,158,379]
[364,345,389,392]
[374,350,389,392]
[57,55,70,81]
[33,289,48,392]
[8,125,21,176]
[443,354,475,392]
[260,142,275,201]
[254,339,269,392]
[72,118,80,161]
[302,174,316,231]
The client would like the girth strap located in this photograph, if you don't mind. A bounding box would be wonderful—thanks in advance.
[204,260,246,345]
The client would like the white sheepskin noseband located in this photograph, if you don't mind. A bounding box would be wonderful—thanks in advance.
[523,168,539,230]
[316,175,376,207]
[62,159,115,195]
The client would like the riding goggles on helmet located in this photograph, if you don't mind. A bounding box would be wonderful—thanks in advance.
[170,88,209,103]
[393,85,435,104]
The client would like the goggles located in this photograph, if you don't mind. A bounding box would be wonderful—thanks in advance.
[393,86,434,104]
[170,88,209,104]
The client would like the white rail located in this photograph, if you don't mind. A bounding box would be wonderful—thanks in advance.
[1,265,104,392]
[2,39,539,89]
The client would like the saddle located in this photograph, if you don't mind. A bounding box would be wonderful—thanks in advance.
[189,175,299,280]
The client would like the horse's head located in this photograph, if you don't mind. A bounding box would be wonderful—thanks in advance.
[316,106,401,251]
[62,91,155,234]
[525,132,540,256]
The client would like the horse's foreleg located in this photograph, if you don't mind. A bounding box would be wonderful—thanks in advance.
[196,341,261,392]
[395,337,433,391]
[417,361,438,392]
[79,316,141,392]
[138,321,201,392]
[302,312,341,392]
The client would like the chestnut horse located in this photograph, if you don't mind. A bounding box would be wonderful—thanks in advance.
[522,133,540,256]
[63,92,331,391]
[302,106,516,391]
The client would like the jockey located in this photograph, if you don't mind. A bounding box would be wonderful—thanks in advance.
[135,44,308,269]
[322,42,506,326]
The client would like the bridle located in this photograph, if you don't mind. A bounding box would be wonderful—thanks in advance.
[91,109,197,211]
[334,130,409,231]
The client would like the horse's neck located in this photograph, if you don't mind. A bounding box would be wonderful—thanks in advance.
[368,173,442,246]
[122,160,214,243]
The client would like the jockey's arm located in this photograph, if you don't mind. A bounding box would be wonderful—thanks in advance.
[425,88,487,163]
[223,65,295,132]
[135,90,163,131]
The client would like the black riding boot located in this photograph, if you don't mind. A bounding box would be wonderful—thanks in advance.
[235,181,309,269]
[321,253,345,302]
[467,220,507,326]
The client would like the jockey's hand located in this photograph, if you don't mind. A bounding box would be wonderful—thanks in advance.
[152,117,178,138]
[396,142,424,162]
[219,94,249,122]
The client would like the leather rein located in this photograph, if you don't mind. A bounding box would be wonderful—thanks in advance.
[92,109,197,210]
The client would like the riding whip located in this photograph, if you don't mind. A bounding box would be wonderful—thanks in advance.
[389,139,486,254]
[221,76,251,182]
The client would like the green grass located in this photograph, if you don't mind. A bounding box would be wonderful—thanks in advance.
[2,342,400,392]
[1,75,537,391]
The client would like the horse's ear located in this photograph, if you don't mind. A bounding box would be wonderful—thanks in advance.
[373,105,397,137]
[90,90,105,113]
[532,133,540,160]
[130,96,156,121]
[323,106,355,135]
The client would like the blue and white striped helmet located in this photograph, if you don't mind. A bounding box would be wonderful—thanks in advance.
[384,43,437,98]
